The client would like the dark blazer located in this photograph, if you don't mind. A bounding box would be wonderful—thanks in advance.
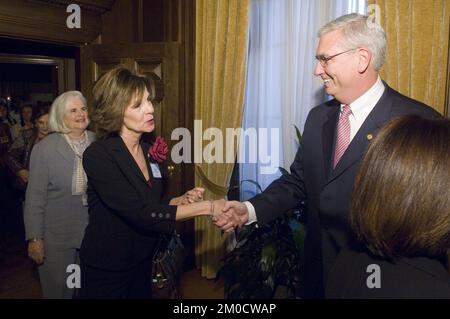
[80,136,177,271]
[248,83,441,298]
[325,248,450,299]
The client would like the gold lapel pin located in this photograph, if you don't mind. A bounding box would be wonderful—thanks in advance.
[367,134,373,141]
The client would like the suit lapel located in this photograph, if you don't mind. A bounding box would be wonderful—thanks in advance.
[322,100,340,181]
[55,133,75,164]
[144,141,164,195]
[327,85,394,184]
[110,137,148,186]
[110,137,163,198]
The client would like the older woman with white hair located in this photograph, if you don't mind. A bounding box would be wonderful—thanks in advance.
[24,91,95,299]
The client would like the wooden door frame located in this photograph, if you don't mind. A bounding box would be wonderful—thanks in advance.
[446,49,450,118]
[0,53,77,96]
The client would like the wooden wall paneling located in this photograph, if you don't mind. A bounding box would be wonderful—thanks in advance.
[100,0,140,44]
[163,0,180,42]
[92,57,122,80]
[174,0,195,270]
[80,42,183,199]
[446,29,450,118]
[142,0,165,42]
[0,0,106,45]
[180,0,195,193]
[80,44,94,104]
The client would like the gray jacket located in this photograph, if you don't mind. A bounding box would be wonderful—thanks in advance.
[24,131,96,248]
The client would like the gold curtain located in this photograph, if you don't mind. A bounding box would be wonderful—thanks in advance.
[194,0,249,278]
[368,0,450,115]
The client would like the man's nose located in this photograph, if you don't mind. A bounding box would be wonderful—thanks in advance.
[314,61,324,76]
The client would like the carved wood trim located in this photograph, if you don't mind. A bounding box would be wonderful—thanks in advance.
[0,53,75,94]
[0,0,105,44]
[29,0,115,14]
[446,29,450,118]
[0,53,60,65]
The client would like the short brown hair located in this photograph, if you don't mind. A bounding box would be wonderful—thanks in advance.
[350,115,450,260]
[90,67,153,139]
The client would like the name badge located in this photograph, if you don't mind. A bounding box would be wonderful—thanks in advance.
[150,163,162,178]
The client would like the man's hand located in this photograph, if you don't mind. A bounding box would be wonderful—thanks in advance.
[28,239,45,264]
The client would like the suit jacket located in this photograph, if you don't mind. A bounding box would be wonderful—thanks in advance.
[79,136,177,271]
[248,83,441,298]
[24,132,96,248]
[325,248,450,299]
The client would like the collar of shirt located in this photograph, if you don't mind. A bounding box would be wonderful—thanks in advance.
[340,76,385,140]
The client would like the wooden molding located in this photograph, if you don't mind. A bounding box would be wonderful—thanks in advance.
[29,0,115,14]
[0,53,61,65]
[0,0,109,45]
[446,29,450,118]
[0,53,75,94]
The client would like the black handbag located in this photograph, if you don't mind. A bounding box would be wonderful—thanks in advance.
[151,232,184,299]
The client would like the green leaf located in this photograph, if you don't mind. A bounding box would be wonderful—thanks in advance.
[293,124,302,142]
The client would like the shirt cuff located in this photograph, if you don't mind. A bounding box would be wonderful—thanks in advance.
[243,201,258,226]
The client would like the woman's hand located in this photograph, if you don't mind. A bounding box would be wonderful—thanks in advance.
[170,187,205,206]
[28,239,45,264]
[183,187,205,204]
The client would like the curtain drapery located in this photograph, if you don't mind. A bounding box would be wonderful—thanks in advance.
[240,0,366,198]
[195,0,250,279]
[368,0,450,115]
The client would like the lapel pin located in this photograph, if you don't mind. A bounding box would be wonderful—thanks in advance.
[367,134,373,141]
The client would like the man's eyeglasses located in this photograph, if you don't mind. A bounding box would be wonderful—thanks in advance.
[315,48,357,67]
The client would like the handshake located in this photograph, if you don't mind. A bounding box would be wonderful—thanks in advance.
[209,199,250,233]
[174,187,250,232]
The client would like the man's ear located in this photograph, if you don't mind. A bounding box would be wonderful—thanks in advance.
[357,47,372,73]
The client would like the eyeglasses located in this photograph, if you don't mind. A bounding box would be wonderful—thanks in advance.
[315,48,357,67]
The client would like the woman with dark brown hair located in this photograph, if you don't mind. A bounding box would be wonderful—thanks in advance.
[326,115,450,299]
[6,103,51,191]
[79,67,223,299]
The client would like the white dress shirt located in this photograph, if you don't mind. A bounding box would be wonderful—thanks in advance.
[244,76,385,225]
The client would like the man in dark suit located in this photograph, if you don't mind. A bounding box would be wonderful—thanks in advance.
[214,13,441,298]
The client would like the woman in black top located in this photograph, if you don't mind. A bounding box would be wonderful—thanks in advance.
[80,67,224,299]
[326,115,450,299]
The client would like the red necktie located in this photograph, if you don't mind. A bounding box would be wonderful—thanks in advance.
[333,104,352,169]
